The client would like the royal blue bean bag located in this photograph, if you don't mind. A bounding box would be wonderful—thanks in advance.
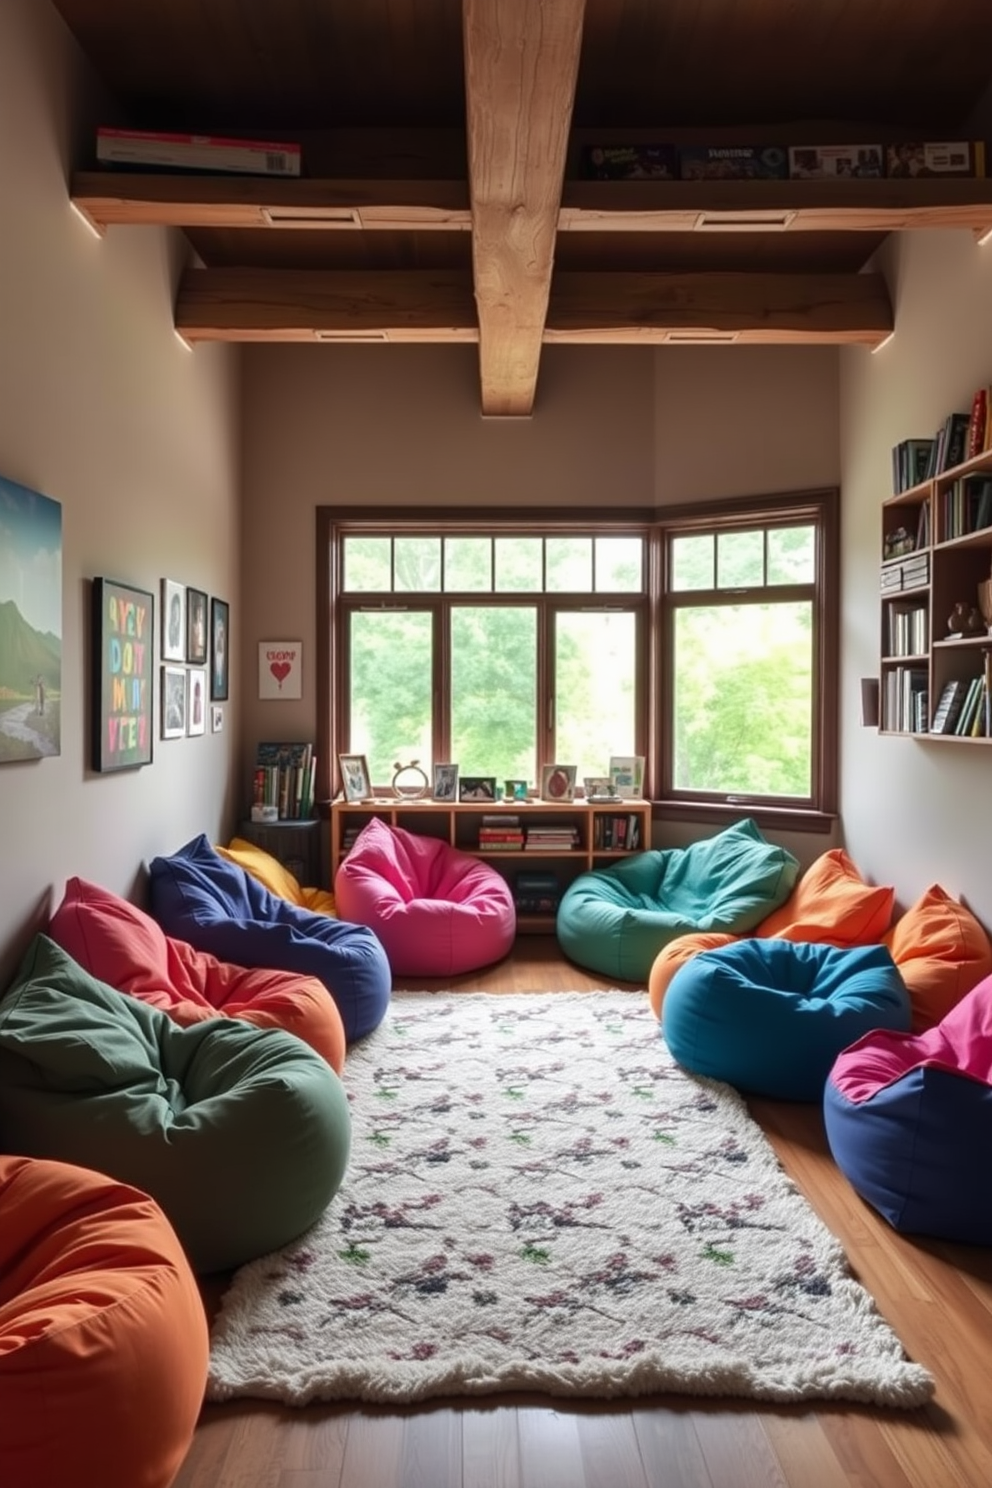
[148,833,391,1043]
[824,973,992,1242]
[663,938,911,1101]
[556,818,800,982]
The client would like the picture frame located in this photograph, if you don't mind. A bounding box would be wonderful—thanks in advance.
[504,778,529,801]
[161,665,186,739]
[186,587,208,665]
[90,577,154,772]
[258,639,303,700]
[433,762,460,801]
[210,597,229,700]
[161,578,186,662]
[211,704,224,733]
[186,666,207,736]
[0,474,62,764]
[583,774,619,801]
[540,763,577,802]
[459,775,497,802]
[339,752,372,802]
[609,754,645,799]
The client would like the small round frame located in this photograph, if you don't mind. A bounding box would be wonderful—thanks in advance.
[392,759,430,799]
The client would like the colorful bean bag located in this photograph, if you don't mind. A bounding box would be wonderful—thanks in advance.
[648,849,896,1020]
[882,884,992,1032]
[334,817,516,976]
[824,973,992,1242]
[0,935,352,1273]
[0,1155,208,1488]
[216,835,336,915]
[663,938,911,1101]
[148,832,390,1043]
[49,875,346,1074]
[557,818,800,983]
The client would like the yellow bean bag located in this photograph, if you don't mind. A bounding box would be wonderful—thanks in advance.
[0,1155,208,1488]
[217,835,336,915]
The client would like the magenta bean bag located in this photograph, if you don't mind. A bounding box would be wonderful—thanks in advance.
[334,817,515,977]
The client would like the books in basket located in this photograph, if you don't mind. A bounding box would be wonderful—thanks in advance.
[96,127,301,177]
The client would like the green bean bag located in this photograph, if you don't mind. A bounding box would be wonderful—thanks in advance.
[556,818,800,982]
[0,935,351,1273]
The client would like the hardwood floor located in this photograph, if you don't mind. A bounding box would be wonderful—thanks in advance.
[174,940,992,1488]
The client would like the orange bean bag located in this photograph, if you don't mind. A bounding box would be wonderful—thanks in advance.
[883,883,992,1032]
[0,1155,208,1488]
[49,876,346,1074]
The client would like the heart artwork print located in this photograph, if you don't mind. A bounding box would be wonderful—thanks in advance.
[258,641,303,700]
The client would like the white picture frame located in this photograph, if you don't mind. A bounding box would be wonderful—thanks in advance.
[433,762,459,801]
[161,665,186,738]
[186,667,207,736]
[609,755,645,799]
[161,579,186,662]
[541,763,577,802]
[258,640,303,700]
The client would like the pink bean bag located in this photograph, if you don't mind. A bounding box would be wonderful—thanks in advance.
[48,876,346,1074]
[334,817,516,977]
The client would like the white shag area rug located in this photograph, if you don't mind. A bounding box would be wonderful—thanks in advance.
[207,991,933,1409]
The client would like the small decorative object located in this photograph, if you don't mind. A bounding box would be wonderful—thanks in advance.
[541,764,577,802]
[161,664,186,740]
[186,667,207,736]
[979,576,992,633]
[339,752,371,802]
[947,601,986,637]
[258,640,302,700]
[185,587,208,665]
[392,759,429,798]
[504,778,529,801]
[160,579,186,662]
[883,527,915,561]
[584,775,620,801]
[210,597,229,701]
[459,775,497,802]
[433,762,459,801]
[609,755,645,799]
[91,578,154,771]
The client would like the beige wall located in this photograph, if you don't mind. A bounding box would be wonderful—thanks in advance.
[0,0,241,983]
[840,226,992,925]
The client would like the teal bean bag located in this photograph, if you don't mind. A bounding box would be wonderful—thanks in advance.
[0,935,352,1273]
[664,938,912,1101]
[556,818,800,982]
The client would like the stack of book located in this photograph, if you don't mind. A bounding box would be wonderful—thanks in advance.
[514,871,561,916]
[880,552,929,593]
[253,741,317,820]
[524,825,580,851]
[477,814,525,851]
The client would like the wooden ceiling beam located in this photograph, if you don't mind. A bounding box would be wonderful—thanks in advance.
[175,266,892,347]
[463,0,586,417]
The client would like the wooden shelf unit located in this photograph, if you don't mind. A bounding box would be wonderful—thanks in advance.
[330,795,652,933]
[879,444,992,741]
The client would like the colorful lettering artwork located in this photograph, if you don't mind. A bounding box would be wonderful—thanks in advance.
[91,578,154,770]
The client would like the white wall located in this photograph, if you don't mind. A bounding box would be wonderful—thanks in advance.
[841,227,992,923]
[0,0,241,983]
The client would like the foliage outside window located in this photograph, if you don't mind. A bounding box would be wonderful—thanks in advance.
[320,493,837,829]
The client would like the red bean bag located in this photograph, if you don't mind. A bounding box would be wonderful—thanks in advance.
[334,817,516,977]
[49,876,346,1074]
[0,1155,208,1488]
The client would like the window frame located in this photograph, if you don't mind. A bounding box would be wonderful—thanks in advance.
[316,493,838,835]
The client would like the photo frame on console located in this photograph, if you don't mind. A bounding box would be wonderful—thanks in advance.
[339,752,372,802]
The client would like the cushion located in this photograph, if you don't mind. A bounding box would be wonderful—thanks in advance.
[663,938,912,1101]
[0,1155,208,1488]
[216,836,337,915]
[334,817,516,977]
[0,935,352,1273]
[557,818,799,982]
[756,848,895,945]
[825,974,992,1242]
[883,883,992,1031]
[647,849,896,1020]
[148,833,391,1044]
[49,876,346,1074]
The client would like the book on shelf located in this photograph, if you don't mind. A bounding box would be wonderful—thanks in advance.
[930,678,968,735]
[953,676,984,737]
[886,141,985,179]
[96,126,301,176]
[891,437,935,494]
[254,740,316,820]
[968,387,990,460]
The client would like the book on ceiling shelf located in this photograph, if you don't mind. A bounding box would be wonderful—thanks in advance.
[96,126,302,177]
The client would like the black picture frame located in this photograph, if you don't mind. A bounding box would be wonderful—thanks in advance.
[458,775,497,802]
[186,586,208,665]
[210,596,230,700]
[91,577,154,772]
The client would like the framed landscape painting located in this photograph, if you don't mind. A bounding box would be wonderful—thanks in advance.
[0,475,62,763]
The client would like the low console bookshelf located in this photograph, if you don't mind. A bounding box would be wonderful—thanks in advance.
[880,444,992,742]
[330,795,652,933]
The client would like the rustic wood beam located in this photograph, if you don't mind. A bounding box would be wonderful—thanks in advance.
[463,0,585,416]
[175,267,892,348]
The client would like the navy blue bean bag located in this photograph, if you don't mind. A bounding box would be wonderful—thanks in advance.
[662,938,911,1101]
[148,834,391,1044]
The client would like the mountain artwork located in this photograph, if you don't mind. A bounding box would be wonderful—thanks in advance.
[0,475,62,762]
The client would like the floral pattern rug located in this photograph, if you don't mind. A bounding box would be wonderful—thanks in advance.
[207,991,933,1409]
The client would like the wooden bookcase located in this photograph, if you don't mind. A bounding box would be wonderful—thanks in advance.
[880,445,992,741]
[330,795,652,933]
